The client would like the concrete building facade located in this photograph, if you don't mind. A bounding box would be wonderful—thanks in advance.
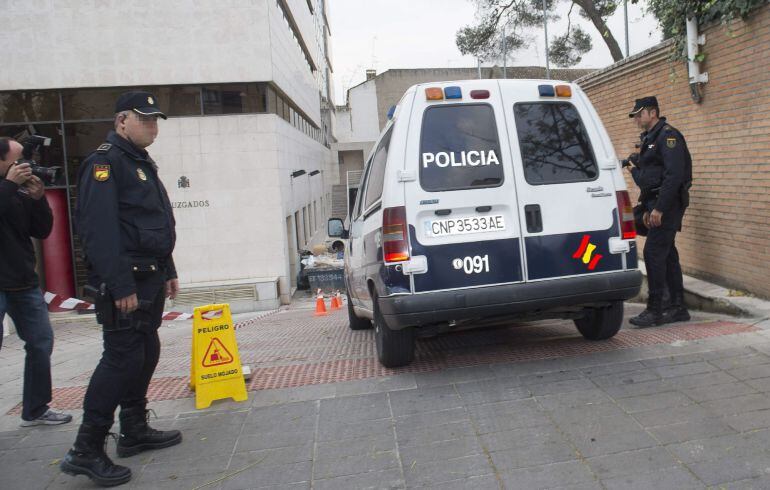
[0,0,337,310]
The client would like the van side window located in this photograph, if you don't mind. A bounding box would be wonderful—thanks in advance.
[419,104,503,192]
[363,126,393,210]
[513,102,598,185]
[353,156,372,220]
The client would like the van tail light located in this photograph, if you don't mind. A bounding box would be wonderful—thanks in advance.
[382,206,410,262]
[616,191,637,240]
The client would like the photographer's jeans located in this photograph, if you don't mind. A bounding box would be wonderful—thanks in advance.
[0,288,54,420]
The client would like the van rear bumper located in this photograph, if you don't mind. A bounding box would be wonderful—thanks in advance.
[378,270,642,330]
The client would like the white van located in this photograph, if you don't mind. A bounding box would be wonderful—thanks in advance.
[328,79,641,368]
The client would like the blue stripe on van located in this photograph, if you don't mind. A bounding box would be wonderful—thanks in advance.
[525,213,624,280]
[408,226,523,293]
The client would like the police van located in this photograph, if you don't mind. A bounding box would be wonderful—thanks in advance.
[328,80,642,368]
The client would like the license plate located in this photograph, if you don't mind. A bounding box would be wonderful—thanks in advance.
[427,215,506,237]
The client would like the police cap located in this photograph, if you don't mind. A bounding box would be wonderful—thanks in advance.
[628,96,658,118]
[115,91,167,119]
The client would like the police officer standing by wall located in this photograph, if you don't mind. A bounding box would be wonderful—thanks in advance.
[626,96,693,327]
[61,92,182,487]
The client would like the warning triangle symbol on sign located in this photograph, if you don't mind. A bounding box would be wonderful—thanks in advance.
[202,338,234,367]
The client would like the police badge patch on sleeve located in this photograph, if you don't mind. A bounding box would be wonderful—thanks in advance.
[93,164,111,182]
[666,137,677,148]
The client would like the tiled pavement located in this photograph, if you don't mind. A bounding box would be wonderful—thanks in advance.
[2,299,770,489]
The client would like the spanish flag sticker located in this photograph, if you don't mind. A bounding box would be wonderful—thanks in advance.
[94,164,110,182]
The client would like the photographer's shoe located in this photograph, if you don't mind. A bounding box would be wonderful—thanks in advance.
[20,409,72,427]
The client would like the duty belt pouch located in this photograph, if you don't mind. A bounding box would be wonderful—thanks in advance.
[128,299,157,332]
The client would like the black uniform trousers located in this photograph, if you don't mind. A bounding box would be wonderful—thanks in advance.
[643,207,685,305]
[82,268,166,428]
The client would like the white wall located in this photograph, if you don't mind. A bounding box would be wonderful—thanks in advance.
[334,108,354,143]
[347,80,381,143]
[150,114,332,297]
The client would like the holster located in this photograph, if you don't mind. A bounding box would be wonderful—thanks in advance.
[84,283,154,332]
[84,283,123,331]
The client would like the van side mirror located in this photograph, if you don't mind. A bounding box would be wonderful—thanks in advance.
[327,218,348,238]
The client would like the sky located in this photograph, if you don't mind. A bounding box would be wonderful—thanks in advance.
[328,0,663,104]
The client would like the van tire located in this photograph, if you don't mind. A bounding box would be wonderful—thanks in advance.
[574,301,624,340]
[347,293,372,330]
[373,293,415,367]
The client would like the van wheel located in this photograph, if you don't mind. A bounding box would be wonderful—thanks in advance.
[574,301,624,340]
[373,293,415,368]
[347,293,372,330]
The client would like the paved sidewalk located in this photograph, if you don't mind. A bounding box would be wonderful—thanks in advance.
[2,296,770,488]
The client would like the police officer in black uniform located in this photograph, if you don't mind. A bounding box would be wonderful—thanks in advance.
[61,91,182,487]
[625,96,693,327]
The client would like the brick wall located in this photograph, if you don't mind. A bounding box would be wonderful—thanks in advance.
[578,5,770,299]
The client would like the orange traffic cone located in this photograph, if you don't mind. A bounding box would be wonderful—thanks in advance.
[335,291,343,309]
[314,290,328,316]
[330,291,341,310]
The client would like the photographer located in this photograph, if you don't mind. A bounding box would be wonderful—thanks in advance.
[625,97,693,327]
[0,137,72,427]
[61,91,181,487]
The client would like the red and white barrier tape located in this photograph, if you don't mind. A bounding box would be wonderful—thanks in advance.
[42,292,224,321]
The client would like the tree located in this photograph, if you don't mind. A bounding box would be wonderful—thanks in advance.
[456,0,640,67]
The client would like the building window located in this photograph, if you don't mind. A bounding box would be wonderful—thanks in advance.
[294,211,302,249]
[0,91,60,124]
[202,84,267,115]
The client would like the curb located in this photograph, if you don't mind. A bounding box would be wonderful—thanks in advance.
[637,260,770,319]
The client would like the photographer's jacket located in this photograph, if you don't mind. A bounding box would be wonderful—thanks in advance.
[631,117,693,227]
[76,131,177,299]
[0,179,53,290]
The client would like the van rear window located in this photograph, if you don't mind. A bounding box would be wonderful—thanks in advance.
[420,104,503,192]
[513,102,598,185]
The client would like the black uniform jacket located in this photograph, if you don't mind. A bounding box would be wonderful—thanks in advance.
[0,179,53,290]
[630,117,693,229]
[76,131,177,300]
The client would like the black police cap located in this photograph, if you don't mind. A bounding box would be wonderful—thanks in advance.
[115,91,167,119]
[628,96,658,118]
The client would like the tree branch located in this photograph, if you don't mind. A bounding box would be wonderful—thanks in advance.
[573,0,624,62]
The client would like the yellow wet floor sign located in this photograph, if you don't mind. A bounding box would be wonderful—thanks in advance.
[190,304,248,409]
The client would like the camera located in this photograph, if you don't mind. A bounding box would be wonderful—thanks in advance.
[620,143,641,168]
[17,135,61,186]
[621,153,639,168]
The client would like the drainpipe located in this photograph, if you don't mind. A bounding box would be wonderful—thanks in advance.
[686,16,708,103]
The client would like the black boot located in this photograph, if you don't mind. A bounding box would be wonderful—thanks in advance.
[630,295,665,327]
[116,405,182,457]
[663,291,691,323]
[60,424,132,487]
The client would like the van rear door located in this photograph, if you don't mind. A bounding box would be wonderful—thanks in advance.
[499,81,625,281]
[402,82,525,293]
